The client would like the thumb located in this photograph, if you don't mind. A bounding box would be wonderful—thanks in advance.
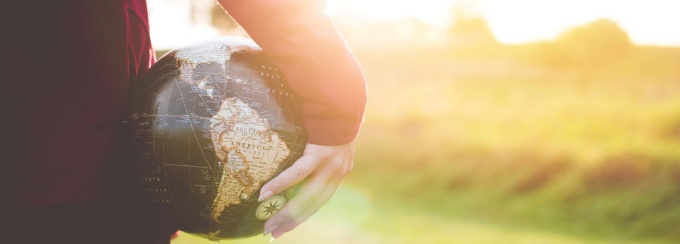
[258,154,318,201]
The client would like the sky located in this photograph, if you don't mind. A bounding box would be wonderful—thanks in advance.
[148,0,680,49]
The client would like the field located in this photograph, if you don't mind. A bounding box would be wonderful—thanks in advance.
[172,42,680,243]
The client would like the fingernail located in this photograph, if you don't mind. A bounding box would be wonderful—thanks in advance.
[263,225,278,236]
[270,237,276,243]
[258,190,273,202]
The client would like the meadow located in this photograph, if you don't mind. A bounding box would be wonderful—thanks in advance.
[172,33,680,243]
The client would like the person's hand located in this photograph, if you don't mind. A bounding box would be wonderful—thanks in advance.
[259,141,356,239]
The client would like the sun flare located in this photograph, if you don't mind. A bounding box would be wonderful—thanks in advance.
[325,0,680,46]
[327,0,456,26]
[148,0,680,49]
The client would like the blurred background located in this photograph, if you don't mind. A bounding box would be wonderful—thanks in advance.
[150,0,680,243]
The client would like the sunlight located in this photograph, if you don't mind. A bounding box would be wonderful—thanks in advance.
[326,0,680,46]
[481,0,680,46]
[148,0,680,49]
[327,0,456,27]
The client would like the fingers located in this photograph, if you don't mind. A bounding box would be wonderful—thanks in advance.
[264,156,351,238]
[270,186,339,239]
[258,143,352,201]
[258,154,318,201]
[262,165,335,233]
[260,142,356,239]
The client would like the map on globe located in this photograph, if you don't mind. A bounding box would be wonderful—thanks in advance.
[125,37,307,239]
[208,97,290,222]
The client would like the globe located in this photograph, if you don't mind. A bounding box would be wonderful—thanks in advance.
[123,37,307,240]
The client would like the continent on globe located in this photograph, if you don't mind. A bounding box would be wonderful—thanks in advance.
[124,37,306,240]
[208,97,290,223]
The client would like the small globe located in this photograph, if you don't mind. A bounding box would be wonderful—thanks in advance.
[124,37,307,239]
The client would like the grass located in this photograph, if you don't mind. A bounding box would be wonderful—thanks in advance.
[172,186,674,244]
[172,186,655,244]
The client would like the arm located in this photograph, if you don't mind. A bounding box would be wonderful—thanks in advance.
[217,0,367,239]
[218,0,366,145]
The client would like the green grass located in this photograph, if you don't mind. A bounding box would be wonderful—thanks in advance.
[172,186,672,244]
[351,44,680,242]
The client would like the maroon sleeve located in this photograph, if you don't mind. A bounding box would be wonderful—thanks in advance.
[218,0,367,145]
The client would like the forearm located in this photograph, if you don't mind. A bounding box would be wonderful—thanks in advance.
[217,0,367,145]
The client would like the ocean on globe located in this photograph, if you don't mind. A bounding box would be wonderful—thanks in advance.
[123,37,307,240]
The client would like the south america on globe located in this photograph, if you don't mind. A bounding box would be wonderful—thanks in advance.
[123,37,307,240]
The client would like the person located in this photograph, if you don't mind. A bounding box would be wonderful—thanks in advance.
[2,0,366,243]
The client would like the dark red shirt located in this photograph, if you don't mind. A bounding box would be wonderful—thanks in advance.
[3,0,365,206]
